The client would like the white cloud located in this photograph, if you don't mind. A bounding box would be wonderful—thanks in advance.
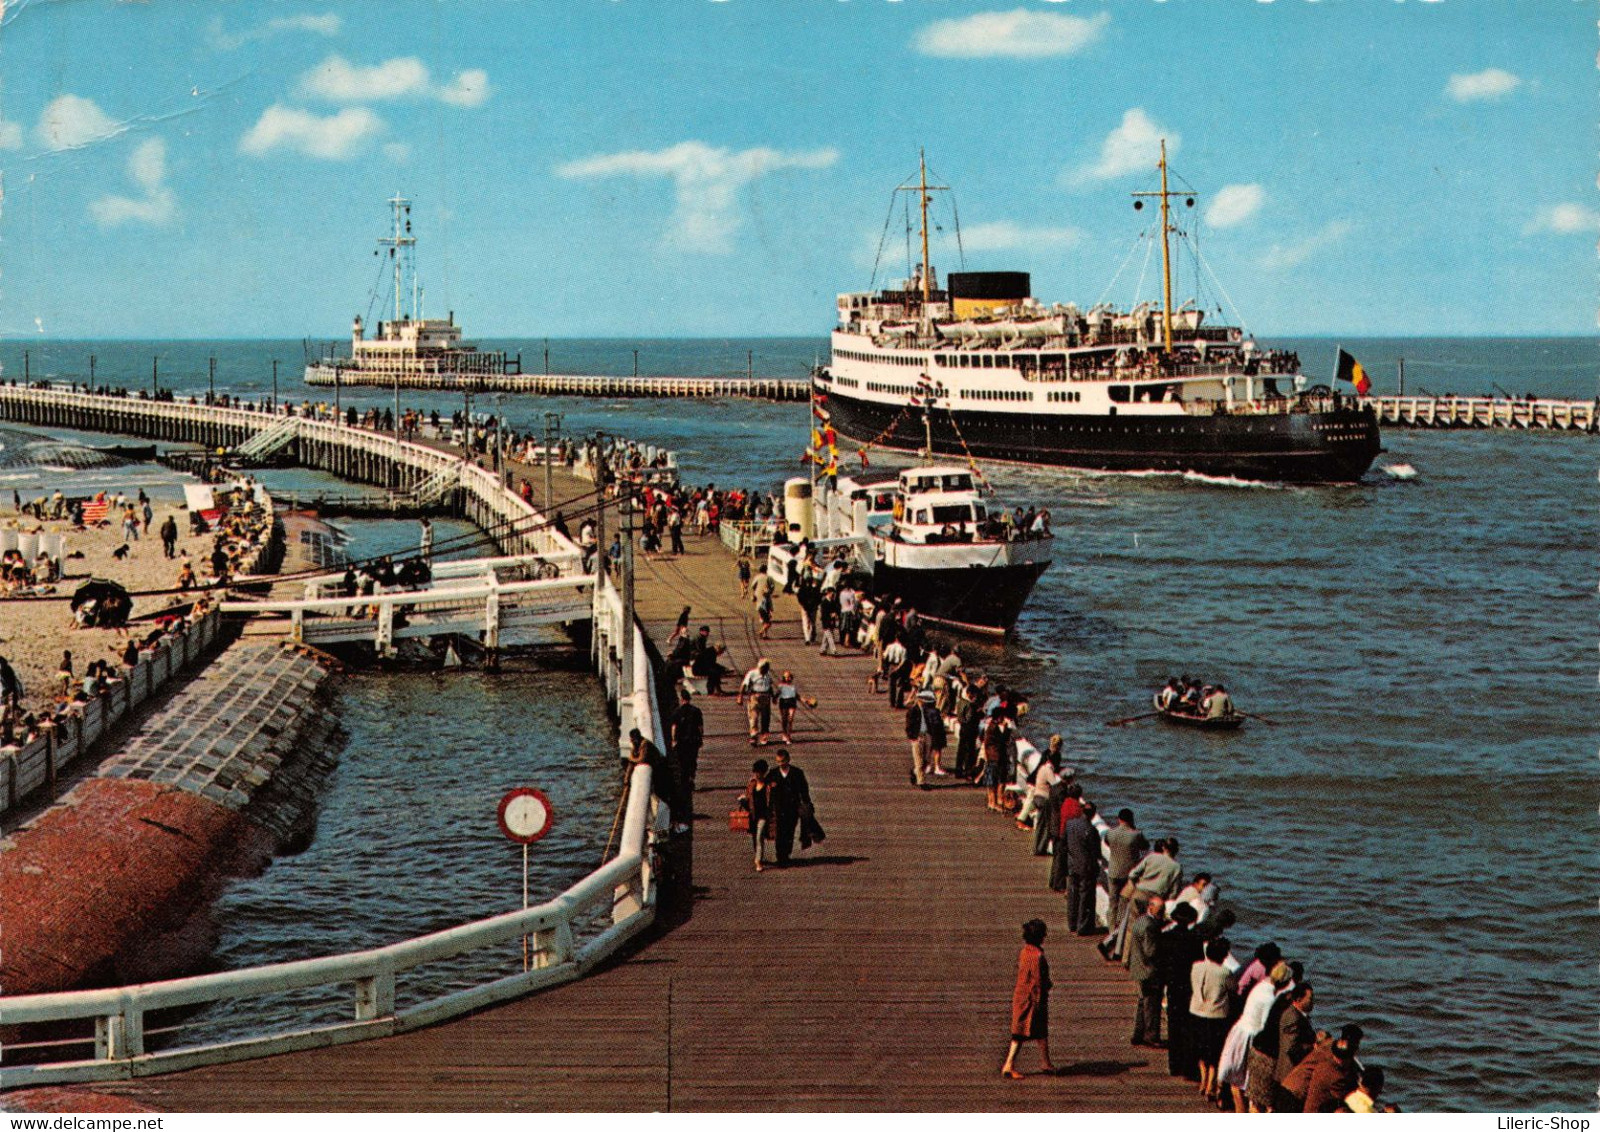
[89,137,176,228]
[239,105,384,160]
[1206,184,1264,228]
[952,221,1083,252]
[1257,219,1354,271]
[1446,68,1521,102]
[555,141,839,254]
[1072,108,1177,183]
[436,69,490,108]
[298,55,491,107]
[209,13,342,50]
[1523,203,1600,235]
[0,120,22,150]
[914,10,1109,58]
[37,94,120,151]
[383,142,414,164]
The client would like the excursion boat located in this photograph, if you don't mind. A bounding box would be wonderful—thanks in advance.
[811,149,1381,484]
[304,195,520,389]
[823,464,1052,636]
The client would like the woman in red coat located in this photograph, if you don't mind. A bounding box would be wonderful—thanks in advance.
[1002,918,1056,1078]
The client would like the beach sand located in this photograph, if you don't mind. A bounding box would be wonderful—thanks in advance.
[0,503,206,710]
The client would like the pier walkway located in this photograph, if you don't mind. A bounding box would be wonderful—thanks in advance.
[72,465,1206,1113]
[1361,392,1597,431]
[302,370,812,402]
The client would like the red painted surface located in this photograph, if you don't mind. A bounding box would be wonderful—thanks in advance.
[1,778,276,997]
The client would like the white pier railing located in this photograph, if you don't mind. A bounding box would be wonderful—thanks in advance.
[0,387,669,1087]
[0,576,665,1089]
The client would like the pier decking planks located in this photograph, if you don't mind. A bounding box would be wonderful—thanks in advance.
[78,466,1206,1113]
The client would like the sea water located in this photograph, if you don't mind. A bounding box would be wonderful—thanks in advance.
[1,336,1592,1110]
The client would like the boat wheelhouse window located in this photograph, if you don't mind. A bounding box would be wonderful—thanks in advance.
[975,505,988,520]
[871,491,894,511]
[914,510,930,524]
[941,473,973,491]
[1108,384,1131,403]
[932,504,973,524]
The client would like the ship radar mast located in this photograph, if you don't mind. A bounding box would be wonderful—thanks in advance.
[895,151,950,322]
[378,193,417,324]
[1130,141,1195,353]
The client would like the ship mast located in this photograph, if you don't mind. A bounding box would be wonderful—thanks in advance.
[1130,141,1192,353]
[379,193,416,324]
[894,151,948,325]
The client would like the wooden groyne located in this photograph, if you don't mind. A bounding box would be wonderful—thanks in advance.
[301,370,812,402]
[1361,393,1597,431]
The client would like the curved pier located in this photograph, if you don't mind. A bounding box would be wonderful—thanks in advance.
[301,370,811,401]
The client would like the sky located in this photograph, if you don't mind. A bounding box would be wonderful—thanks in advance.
[0,0,1593,339]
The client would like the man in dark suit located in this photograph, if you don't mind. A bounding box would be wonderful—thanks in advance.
[1063,801,1103,935]
[668,687,704,828]
[1127,895,1165,1047]
[763,748,812,866]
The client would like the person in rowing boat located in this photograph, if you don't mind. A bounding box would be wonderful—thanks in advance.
[1203,685,1233,720]
[1156,677,1181,711]
[1180,677,1203,712]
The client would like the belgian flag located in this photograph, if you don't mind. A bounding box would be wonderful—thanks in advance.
[1335,347,1372,396]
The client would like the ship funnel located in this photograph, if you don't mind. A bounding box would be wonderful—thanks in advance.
[784,478,815,542]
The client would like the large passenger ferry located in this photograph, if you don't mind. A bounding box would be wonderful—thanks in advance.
[304,195,520,388]
[812,149,1380,484]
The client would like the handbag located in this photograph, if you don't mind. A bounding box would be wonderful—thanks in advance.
[729,807,750,833]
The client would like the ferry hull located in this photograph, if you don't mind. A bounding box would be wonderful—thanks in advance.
[823,387,1380,484]
[872,556,1049,635]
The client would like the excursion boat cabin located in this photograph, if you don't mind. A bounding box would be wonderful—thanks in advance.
[890,465,992,545]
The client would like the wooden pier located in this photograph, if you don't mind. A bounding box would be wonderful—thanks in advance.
[42,460,1207,1113]
[301,370,812,402]
[1362,393,1597,431]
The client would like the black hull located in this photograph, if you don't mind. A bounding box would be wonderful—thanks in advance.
[1156,707,1244,731]
[822,387,1380,484]
[872,558,1049,635]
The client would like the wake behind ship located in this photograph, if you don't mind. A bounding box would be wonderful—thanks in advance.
[813,149,1380,485]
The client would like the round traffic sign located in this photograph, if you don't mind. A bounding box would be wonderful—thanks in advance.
[497,787,554,844]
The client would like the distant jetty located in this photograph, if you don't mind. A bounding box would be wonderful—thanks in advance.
[302,368,811,401]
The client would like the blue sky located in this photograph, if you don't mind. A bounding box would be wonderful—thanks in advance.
[0,1,1593,339]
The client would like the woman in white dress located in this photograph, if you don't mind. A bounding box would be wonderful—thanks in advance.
[1218,960,1292,1112]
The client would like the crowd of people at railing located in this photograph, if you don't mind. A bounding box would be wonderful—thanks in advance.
[709,557,1398,1111]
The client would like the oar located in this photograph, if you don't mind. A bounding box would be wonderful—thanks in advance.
[1237,710,1278,727]
[1105,711,1160,727]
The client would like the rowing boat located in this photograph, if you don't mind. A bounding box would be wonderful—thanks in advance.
[1152,694,1245,731]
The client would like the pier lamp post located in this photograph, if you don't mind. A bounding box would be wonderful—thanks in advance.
[152,356,159,398]
[543,411,562,512]
[89,354,96,390]
[209,356,216,404]
[633,349,639,379]
[272,359,279,412]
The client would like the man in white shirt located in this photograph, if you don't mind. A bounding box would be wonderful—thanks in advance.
[738,658,775,746]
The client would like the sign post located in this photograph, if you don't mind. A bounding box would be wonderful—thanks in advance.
[497,787,554,971]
